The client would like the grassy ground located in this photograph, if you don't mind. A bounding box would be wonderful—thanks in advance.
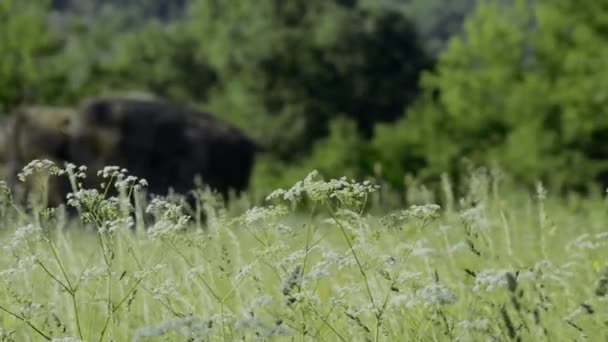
[0,166,607,341]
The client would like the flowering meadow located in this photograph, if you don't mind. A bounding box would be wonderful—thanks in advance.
[0,162,607,341]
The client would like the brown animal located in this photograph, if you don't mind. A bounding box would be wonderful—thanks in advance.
[68,96,261,199]
[3,106,75,207]
[0,98,261,208]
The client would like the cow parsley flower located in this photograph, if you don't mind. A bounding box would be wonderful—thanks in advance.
[133,316,213,342]
[98,166,122,178]
[17,159,62,182]
[416,283,458,306]
[266,170,379,207]
[401,204,441,221]
[4,224,41,253]
[473,269,516,292]
[457,318,490,331]
[243,205,288,225]
[51,337,85,342]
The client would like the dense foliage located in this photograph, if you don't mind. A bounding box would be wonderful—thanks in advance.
[4,0,608,196]
[370,0,608,193]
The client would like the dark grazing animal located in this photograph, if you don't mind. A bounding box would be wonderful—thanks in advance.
[2,106,75,207]
[0,98,261,208]
[68,96,261,199]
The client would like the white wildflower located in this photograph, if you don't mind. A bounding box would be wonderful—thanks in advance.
[150,280,180,300]
[234,317,264,330]
[17,159,62,182]
[389,294,418,309]
[416,283,458,306]
[4,224,41,252]
[401,204,441,221]
[302,269,331,283]
[133,316,212,342]
[474,269,515,292]
[411,240,435,257]
[243,205,288,225]
[449,241,468,254]
[245,295,274,313]
[396,270,423,282]
[266,170,379,206]
[457,319,490,331]
[233,264,255,283]
[51,337,85,342]
[80,266,106,283]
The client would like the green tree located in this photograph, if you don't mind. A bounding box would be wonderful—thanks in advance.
[108,22,218,102]
[0,0,64,111]
[372,0,608,191]
[186,0,432,159]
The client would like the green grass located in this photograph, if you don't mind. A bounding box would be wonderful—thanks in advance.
[0,165,607,341]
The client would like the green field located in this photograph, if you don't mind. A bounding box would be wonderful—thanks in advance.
[0,167,607,341]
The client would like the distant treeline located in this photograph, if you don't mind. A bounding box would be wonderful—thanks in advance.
[3,0,608,197]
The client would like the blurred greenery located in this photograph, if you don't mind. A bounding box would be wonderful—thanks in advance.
[373,0,608,193]
[4,0,608,199]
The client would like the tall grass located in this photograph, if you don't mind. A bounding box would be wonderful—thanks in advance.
[0,162,606,341]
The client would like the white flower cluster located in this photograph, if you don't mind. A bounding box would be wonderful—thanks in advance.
[320,249,356,270]
[4,224,41,253]
[381,204,441,231]
[531,260,575,282]
[234,317,290,338]
[132,264,167,283]
[232,264,255,284]
[242,205,289,226]
[568,233,608,251]
[244,294,274,314]
[97,166,148,192]
[265,170,319,202]
[146,198,190,238]
[459,205,490,230]
[51,337,85,342]
[266,170,379,207]
[145,198,183,218]
[457,318,491,331]
[410,240,435,257]
[389,293,418,309]
[67,189,134,229]
[97,166,126,179]
[64,163,88,180]
[473,269,519,292]
[0,256,38,279]
[401,204,441,222]
[66,189,102,211]
[148,215,190,238]
[415,283,458,306]
[150,280,181,300]
[17,159,62,182]
[133,316,213,342]
[78,266,106,283]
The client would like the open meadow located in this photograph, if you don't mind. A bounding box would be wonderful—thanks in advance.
[3,1,608,341]
[0,165,606,341]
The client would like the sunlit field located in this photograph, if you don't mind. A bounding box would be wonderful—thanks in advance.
[0,163,607,341]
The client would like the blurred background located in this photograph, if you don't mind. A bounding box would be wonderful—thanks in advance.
[2,0,607,202]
